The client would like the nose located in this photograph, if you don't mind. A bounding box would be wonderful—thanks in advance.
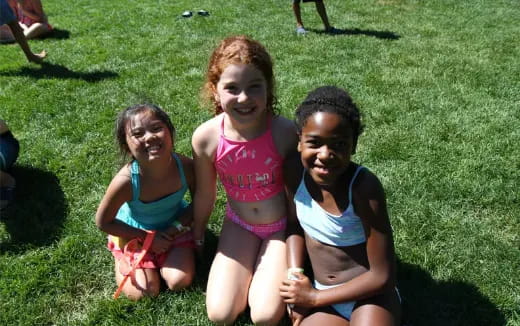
[317,145,333,161]
[237,90,249,103]
[143,130,157,142]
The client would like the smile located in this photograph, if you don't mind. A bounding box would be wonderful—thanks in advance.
[146,145,161,153]
[234,107,255,114]
[313,165,330,175]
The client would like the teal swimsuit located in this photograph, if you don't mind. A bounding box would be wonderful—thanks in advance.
[116,153,188,230]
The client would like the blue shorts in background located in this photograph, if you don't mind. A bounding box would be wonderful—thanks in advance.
[0,131,20,170]
[0,0,16,26]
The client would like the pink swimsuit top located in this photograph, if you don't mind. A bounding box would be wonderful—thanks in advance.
[215,115,285,202]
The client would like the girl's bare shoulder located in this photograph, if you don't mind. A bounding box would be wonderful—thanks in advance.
[353,167,385,199]
[112,164,132,185]
[272,115,298,156]
[192,115,221,151]
[176,153,194,173]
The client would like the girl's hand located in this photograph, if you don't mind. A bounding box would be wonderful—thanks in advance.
[288,305,309,326]
[150,232,173,254]
[279,274,318,307]
[164,222,190,239]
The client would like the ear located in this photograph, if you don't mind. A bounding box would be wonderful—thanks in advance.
[210,84,220,102]
[297,139,302,152]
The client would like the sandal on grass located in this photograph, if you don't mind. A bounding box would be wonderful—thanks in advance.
[296,26,307,35]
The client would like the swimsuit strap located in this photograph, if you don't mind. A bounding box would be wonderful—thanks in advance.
[130,154,186,202]
[130,160,140,201]
[171,153,187,190]
[348,166,365,206]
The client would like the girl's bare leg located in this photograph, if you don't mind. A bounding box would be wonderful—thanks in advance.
[248,230,287,325]
[300,307,350,326]
[205,218,261,325]
[160,247,195,291]
[114,261,161,300]
[350,290,401,326]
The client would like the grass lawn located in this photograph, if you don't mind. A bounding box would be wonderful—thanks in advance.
[1,0,519,325]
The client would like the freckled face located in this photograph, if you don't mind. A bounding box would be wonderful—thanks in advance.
[125,111,173,162]
[214,63,268,125]
[298,112,354,186]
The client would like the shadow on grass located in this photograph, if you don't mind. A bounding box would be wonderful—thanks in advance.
[46,28,71,40]
[310,27,400,39]
[0,62,118,82]
[0,165,67,253]
[397,260,505,326]
[193,230,219,288]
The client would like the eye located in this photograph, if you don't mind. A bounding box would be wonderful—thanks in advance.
[305,139,321,148]
[151,125,163,132]
[131,130,144,138]
[225,85,238,93]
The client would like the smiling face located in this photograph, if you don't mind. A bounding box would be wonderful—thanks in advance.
[298,111,354,187]
[214,63,268,125]
[124,111,173,163]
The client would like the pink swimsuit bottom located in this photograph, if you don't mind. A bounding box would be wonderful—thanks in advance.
[225,204,286,240]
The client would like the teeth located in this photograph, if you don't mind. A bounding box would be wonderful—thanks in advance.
[236,107,254,113]
[147,145,160,152]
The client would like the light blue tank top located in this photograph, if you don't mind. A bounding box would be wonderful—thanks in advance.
[294,166,366,246]
[115,153,188,230]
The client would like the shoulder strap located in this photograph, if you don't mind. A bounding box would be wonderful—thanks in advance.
[130,160,140,201]
[348,166,364,205]
[172,153,187,190]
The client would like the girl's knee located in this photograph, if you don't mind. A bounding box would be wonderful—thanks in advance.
[164,273,193,291]
[207,307,241,325]
[250,304,285,326]
[206,293,247,325]
[124,284,160,301]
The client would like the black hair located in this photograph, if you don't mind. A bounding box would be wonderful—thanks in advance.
[115,103,175,161]
[295,86,364,153]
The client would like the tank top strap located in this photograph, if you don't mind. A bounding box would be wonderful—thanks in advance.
[348,166,365,205]
[171,153,187,190]
[130,160,140,201]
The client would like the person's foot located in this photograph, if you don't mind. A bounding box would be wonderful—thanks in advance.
[27,50,46,64]
[296,26,307,35]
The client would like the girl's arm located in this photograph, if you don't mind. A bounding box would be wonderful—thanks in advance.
[308,171,397,307]
[272,116,298,159]
[95,169,148,240]
[176,154,196,227]
[191,123,218,247]
[284,153,306,270]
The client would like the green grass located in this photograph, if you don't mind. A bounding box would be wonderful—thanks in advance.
[1,0,519,325]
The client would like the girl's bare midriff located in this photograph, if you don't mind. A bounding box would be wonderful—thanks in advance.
[227,191,287,224]
[306,235,368,285]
